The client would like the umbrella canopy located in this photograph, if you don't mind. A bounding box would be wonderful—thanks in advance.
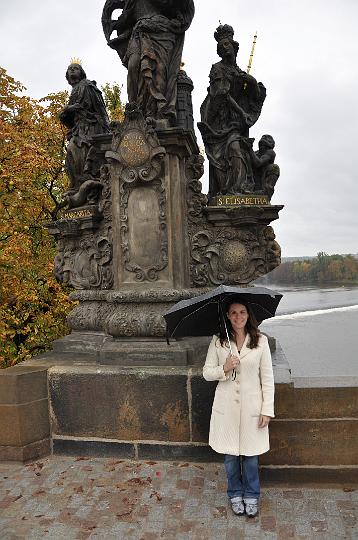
[164,285,283,339]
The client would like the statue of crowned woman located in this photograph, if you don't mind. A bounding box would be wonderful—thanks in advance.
[198,24,267,201]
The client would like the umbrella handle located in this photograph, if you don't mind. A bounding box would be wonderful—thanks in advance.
[219,299,233,355]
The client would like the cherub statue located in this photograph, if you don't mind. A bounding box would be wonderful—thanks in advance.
[250,134,280,199]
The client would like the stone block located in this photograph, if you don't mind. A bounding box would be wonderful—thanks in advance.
[0,400,50,446]
[260,466,358,484]
[53,438,135,458]
[49,366,190,442]
[0,365,50,462]
[190,372,216,443]
[0,366,48,404]
[262,419,358,466]
[0,438,50,462]
[137,443,221,461]
[275,385,358,419]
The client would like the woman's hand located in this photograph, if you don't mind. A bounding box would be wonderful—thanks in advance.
[223,354,240,374]
[258,415,270,428]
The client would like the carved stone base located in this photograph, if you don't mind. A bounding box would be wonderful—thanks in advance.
[67,288,211,337]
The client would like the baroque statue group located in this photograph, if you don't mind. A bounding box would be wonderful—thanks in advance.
[49,0,283,341]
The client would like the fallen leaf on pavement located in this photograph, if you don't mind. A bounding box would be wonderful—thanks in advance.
[150,491,162,502]
[116,510,133,518]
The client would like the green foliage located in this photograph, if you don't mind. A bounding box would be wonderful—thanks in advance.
[101,82,125,122]
[267,253,358,284]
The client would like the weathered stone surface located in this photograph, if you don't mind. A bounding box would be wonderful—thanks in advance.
[99,336,209,366]
[0,401,50,447]
[137,443,220,462]
[263,419,358,466]
[274,384,358,419]
[0,366,50,462]
[260,466,358,484]
[66,288,212,337]
[1,355,353,471]
[47,331,210,367]
[0,366,48,405]
[191,373,216,443]
[49,366,191,442]
[53,438,135,459]
[0,438,51,462]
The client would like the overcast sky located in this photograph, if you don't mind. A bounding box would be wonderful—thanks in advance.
[1,0,357,257]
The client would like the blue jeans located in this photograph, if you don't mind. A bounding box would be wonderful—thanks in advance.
[224,454,260,500]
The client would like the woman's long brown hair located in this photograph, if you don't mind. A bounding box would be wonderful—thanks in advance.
[218,301,260,349]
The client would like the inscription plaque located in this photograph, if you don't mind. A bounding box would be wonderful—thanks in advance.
[214,194,269,206]
[62,208,93,219]
[119,130,150,167]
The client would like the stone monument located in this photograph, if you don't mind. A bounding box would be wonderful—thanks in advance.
[0,8,287,462]
[47,15,283,362]
[2,9,357,480]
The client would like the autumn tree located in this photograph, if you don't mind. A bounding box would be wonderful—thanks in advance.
[0,67,73,368]
[101,82,125,122]
[0,73,127,368]
[265,253,358,285]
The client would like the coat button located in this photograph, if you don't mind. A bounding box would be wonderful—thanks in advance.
[235,399,240,403]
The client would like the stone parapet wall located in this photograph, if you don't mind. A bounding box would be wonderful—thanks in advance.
[1,352,357,483]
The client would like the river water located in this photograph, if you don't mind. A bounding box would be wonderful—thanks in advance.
[259,285,358,383]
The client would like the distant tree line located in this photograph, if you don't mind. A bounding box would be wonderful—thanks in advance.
[265,252,358,284]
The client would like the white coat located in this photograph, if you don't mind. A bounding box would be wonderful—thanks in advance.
[203,333,275,457]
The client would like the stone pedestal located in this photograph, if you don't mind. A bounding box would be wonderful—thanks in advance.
[0,366,50,461]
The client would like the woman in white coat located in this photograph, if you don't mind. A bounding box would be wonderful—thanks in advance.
[203,301,275,517]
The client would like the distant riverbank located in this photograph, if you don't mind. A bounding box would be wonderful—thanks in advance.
[259,253,358,287]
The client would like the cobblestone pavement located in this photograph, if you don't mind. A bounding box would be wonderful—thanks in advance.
[0,457,357,539]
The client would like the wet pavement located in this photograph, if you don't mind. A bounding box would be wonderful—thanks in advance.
[0,457,357,539]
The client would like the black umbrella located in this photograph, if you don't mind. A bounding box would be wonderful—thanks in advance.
[164,285,283,348]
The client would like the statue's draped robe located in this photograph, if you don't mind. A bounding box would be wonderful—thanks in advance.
[199,61,265,197]
[60,79,110,191]
[108,0,195,120]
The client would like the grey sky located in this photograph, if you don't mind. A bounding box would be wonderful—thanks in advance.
[1,0,357,257]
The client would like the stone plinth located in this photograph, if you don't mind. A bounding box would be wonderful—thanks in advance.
[0,366,50,461]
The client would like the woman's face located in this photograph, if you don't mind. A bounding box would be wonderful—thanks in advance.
[227,303,248,333]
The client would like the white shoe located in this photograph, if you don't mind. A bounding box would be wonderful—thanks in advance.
[244,498,258,517]
[231,496,245,516]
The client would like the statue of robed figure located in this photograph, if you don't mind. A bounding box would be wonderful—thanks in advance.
[102,0,195,124]
[198,25,266,201]
[59,63,110,197]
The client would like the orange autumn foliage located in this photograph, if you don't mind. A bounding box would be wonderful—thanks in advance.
[0,67,73,368]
